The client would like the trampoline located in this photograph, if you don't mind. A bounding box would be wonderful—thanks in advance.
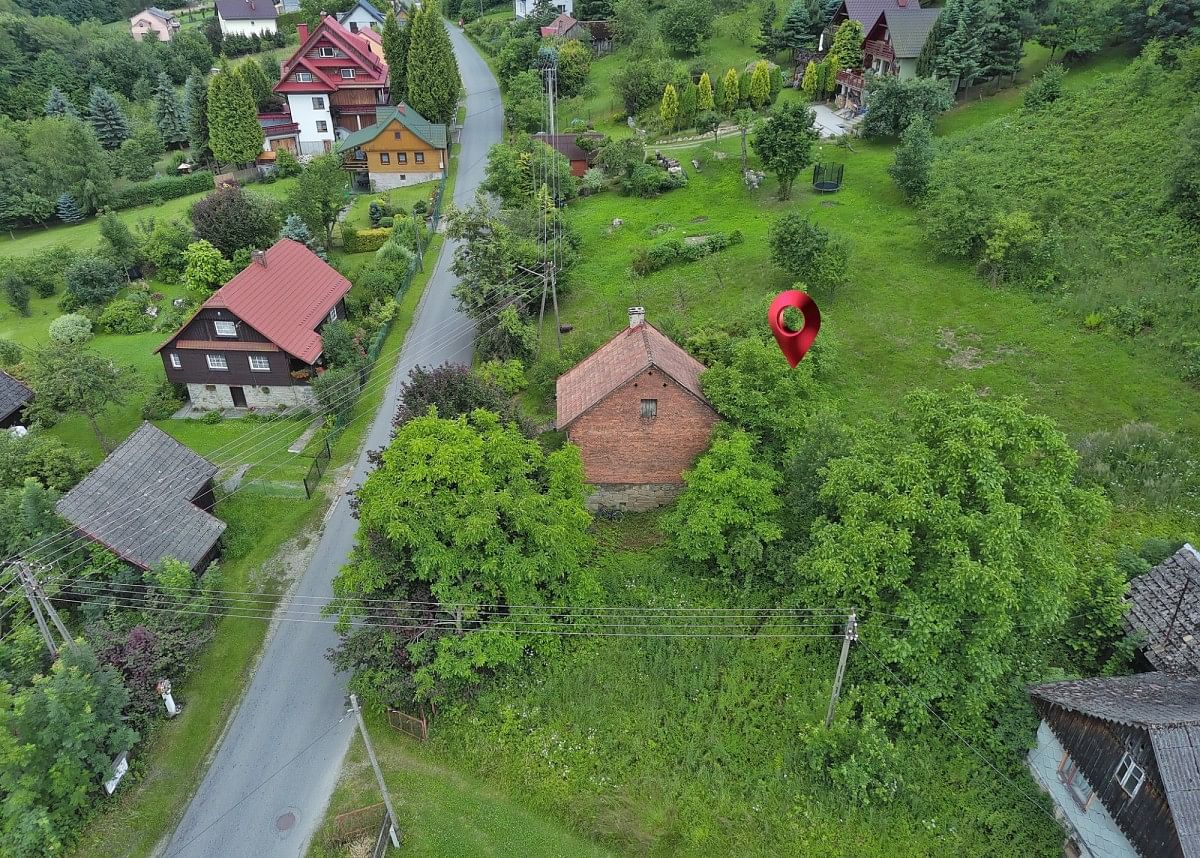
[812,163,844,193]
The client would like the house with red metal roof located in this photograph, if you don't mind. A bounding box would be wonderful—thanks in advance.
[268,14,391,156]
[156,239,352,411]
[556,308,719,511]
[533,132,602,177]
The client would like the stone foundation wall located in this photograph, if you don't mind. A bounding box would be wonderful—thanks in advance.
[586,483,683,513]
[371,169,443,190]
[186,383,316,411]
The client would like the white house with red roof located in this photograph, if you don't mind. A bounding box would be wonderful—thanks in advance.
[270,15,391,156]
[156,240,352,411]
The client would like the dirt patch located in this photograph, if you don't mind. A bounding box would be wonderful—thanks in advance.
[683,234,711,246]
[689,215,709,224]
[819,199,840,207]
[936,328,1028,370]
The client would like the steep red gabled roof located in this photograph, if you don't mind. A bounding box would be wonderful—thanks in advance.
[275,15,388,94]
[556,321,713,428]
[157,240,351,364]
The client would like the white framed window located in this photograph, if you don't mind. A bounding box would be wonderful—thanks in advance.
[397,152,407,163]
[328,306,338,322]
[379,152,390,164]
[312,96,325,109]
[316,120,328,133]
[1115,753,1145,798]
[169,353,181,368]
[1058,757,1094,809]
[214,320,237,337]
[319,46,336,57]
[206,354,228,371]
[248,355,271,372]
[296,71,314,82]
[414,151,425,164]
[340,68,356,79]
[640,399,657,419]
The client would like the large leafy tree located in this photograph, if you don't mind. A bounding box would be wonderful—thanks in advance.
[381,9,410,105]
[23,343,130,451]
[287,153,349,251]
[660,0,715,55]
[861,75,953,138]
[0,646,137,858]
[406,3,460,125]
[1167,106,1200,228]
[795,387,1121,737]
[751,101,818,199]
[183,73,210,160]
[153,72,188,148]
[481,138,576,208]
[206,66,264,167]
[446,192,544,322]
[329,409,596,705]
[190,186,281,257]
[85,85,130,150]
[1037,0,1112,59]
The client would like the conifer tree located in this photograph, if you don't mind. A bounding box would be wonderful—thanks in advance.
[720,67,739,114]
[407,4,460,125]
[678,78,697,128]
[977,0,1024,81]
[888,115,934,200]
[87,86,131,150]
[779,0,818,52]
[56,193,85,224]
[801,59,819,100]
[238,59,275,111]
[382,9,410,105]
[44,87,76,119]
[750,61,771,108]
[153,72,188,148]
[934,0,985,87]
[184,73,210,160]
[696,71,715,111]
[756,0,780,57]
[828,19,864,71]
[207,65,264,166]
[659,83,679,131]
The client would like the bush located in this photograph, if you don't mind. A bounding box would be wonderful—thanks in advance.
[632,231,744,276]
[112,171,216,210]
[1,273,30,315]
[379,216,395,228]
[1024,65,1066,111]
[141,381,186,420]
[313,366,359,425]
[98,298,154,334]
[274,148,301,178]
[580,168,607,195]
[622,163,687,198]
[190,187,281,258]
[393,362,524,429]
[137,218,193,281]
[475,359,526,395]
[48,313,93,345]
[64,256,123,308]
[341,226,393,253]
[200,408,223,424]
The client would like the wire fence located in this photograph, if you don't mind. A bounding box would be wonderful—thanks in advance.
[387,706,430,742]
[300,436,333,499]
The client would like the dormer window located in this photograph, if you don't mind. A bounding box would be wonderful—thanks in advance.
[328,306,338,322]
[214,321,237,337]
[319,46,336,58]
[340,68,356,79]
[296,71,314,82]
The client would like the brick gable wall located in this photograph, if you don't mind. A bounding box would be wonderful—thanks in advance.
[566,367,718,485]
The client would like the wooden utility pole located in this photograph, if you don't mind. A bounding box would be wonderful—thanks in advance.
[824,609,858,729]
[350,694,402,849]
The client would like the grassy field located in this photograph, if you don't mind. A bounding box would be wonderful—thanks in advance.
[343,183,440,230]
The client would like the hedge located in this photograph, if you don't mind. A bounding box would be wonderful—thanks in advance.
[113,171,216,211]
[632,230,744,276]
[341,226,393,254]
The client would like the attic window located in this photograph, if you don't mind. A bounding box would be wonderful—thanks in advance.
[214,321,237,337]
[340,68,356,79]
[296,71,314,82]
[640,399,657,420]
[319,46,336,57]
[1115,753,1145,798]
[393,130,402,140]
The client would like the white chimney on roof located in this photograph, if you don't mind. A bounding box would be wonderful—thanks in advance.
[628,306,645,328]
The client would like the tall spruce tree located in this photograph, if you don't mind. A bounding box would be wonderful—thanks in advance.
[382,10,410,105]
[406,4,460,125]
[56,193,84,224]
[977,0,1025,80]
[237,58,275,111]
[44,86,76,119]
[779,0,819,52]
[184,73,210,160]
[153,72,188,148]
[756,0,780,57]
[207,66,264,166]
[86,86,131,150]
[935,0,986,87]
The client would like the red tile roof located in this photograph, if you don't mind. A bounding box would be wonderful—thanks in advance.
[275,15,388,95]
[556,321,712,428]
[540,13,579,37]
[157,240,351,364]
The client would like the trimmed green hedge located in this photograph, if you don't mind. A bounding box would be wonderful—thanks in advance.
[341,226,393,253]
[632,230,744,276]
[113,171,216,211]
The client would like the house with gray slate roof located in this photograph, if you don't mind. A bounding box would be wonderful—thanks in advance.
[0,369,33,429]
[824,0,941,101]
[1027,673,1200,858]
[1127,544,1200,677]
[56,423,225,572]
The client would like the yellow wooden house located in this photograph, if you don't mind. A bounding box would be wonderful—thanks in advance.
[338,103,448,190]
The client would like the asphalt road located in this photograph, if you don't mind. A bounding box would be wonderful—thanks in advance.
[163,26,501,858]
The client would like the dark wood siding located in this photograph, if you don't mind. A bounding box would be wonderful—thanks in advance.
[174,308,274,344]
[1035,700,1184,858]
[159,308,306,387]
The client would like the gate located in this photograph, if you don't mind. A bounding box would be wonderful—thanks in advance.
[387,706,429,742]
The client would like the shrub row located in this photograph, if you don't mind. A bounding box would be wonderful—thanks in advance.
[632,230,744,277]
[341,225,393,254]
[113,171,216,211]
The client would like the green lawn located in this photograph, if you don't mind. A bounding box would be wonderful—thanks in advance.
[344,183,441,230]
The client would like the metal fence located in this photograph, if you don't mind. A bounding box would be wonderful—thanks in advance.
[372,813,396,858]
[301,436,332,499]
[329,802,385,844]
[429,175,448,232]
[387,706,429,742]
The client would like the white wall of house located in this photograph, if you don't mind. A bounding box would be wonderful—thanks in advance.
[217,13,278,36]
[513,0,572,18]
[339,7,382,33]
[285,93,335,154]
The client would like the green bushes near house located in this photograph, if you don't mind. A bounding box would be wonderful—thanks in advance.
[112,171,216,211]
[340,226,393,253]
[632,230,744,276]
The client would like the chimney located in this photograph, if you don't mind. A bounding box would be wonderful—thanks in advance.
[251,250,267,267]
[297,22,308,42]
[628,306,645,328]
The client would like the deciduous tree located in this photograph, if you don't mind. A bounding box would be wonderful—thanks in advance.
[660,0,715,55]
[751,101,818,199]
[1167,106,1200,227]
[183,239,235,291]
[287,153,349,250]
[888,115,935,200]
[23,342,130,450]
[190,186,281,257]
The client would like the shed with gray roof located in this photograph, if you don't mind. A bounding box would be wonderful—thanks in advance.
[1128,544,1200,677]
[0,369,33,428]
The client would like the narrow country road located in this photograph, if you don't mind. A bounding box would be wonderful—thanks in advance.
[163,25,500,858]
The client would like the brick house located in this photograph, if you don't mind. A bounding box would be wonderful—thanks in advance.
[156,239,352,411]
[267,15,391,156]
[556,308,719,511]
[339,103,448,190]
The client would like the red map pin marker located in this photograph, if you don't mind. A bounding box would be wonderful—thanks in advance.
[768,290,821,368]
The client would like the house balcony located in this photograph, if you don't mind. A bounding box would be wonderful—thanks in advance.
[836,69,866,93]
[342,149,368,170]
[864,39,894,62]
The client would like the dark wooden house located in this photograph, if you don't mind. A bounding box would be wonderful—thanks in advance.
[156,239,352,412]
[1027,673,1200,858]
[0,369,33,429]
[532,132,602,177]
[56,422,226,572]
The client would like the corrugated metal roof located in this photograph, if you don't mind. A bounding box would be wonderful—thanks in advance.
[0,369,33,423]
[556,321,713,428]
[1152,725,1200,858]
[337,103,448,151]
[1128,545,1200,676]
[55,423,225,571]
